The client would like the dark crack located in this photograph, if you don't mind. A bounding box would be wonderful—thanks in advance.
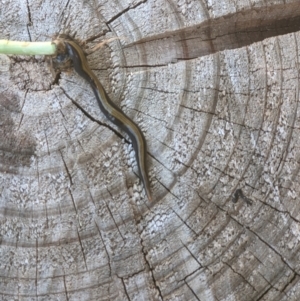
[184,280,201,301]
[140,241,164,301]
[61,87,127,142]
[63,275,70,301]
[117,276,130,301]
[26,0,32,40]
[223,261,257,292]
[60,150,73,186]
[76,228,88,271]
[106,0,147,25]
[281,272,297,293]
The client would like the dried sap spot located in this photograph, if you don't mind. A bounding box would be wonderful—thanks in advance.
[0,93,36,171]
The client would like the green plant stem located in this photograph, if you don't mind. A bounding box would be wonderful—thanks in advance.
[0,40,56,55]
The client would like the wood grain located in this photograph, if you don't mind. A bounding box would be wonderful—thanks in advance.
[1,0,300,300]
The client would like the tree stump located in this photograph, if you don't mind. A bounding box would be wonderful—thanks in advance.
[1,0,300,300]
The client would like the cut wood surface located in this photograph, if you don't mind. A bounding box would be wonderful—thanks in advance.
[1,0,300,300]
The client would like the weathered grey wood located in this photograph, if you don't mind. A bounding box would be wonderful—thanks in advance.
[1,0,300,300]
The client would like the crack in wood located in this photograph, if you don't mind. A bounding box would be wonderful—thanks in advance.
[61,87,128,142]
[125,3,300,61]
[106,0,147,25]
